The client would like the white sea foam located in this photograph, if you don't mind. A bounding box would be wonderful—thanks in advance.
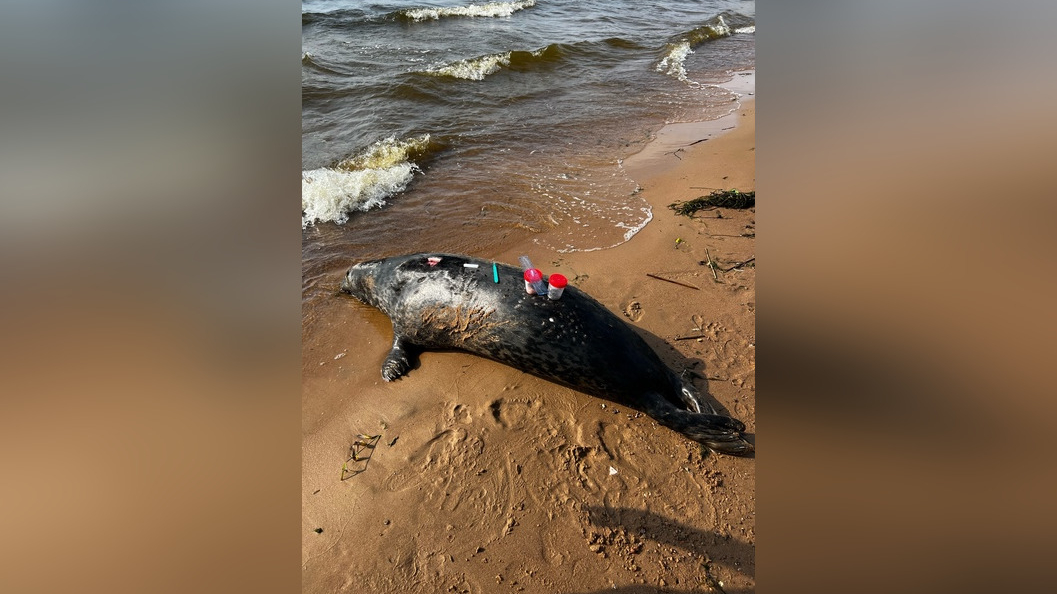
[657,42,694,83]
[735,25,756,34]
[403,0,536,22]
[301,165,416,227]
[656,16,733,84]
[550,204,654,254]
[301,135,430,227]
[619,206,653,243]
[425,52,511,80]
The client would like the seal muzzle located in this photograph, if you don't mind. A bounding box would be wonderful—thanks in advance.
[339,261,382,307]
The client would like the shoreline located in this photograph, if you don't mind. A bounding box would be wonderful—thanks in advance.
[621,69,755,183]
[303,85,755,591]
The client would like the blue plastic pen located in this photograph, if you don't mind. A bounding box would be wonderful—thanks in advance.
[492,262,499,283]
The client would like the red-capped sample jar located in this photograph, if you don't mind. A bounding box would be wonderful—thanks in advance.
[524,268,544,294]
[547,273,567,300]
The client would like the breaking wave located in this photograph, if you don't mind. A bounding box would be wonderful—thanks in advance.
[656,13,754,84]
[422,51,512,80]
[416,40,623,81]
[397,0,536,22]
[301,135,435,227]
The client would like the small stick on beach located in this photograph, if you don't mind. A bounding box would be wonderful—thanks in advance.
[646,273,700,290]
[705,249,719,281]
[718,256,755,272]
[675,334,709,341]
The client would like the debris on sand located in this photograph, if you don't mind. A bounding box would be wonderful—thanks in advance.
[670,189,755,216]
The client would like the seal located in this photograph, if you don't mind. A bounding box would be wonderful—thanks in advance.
[340,253,752,455]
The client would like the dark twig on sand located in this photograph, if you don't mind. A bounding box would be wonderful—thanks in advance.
[646,273,700,290]
[717,256,755,272]
[675,334,709,341]
[704,249,719,281]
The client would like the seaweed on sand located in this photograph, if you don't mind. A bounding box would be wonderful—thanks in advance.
[669,189,755,216]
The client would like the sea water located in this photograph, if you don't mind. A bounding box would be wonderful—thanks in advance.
[302,0,755,310]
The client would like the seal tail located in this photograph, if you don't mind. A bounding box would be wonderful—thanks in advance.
[642,393,754,456]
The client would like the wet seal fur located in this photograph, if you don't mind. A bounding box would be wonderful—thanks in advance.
[340,253,752,455]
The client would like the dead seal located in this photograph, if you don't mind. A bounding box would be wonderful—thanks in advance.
[340,253,752,455]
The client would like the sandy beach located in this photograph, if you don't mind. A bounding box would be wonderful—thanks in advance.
[302,88,755,592]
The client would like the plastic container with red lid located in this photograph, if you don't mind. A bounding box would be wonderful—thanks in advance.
[524,268,546,295]
[546,273,567,300]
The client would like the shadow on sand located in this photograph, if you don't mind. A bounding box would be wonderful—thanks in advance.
[570,505,755,594]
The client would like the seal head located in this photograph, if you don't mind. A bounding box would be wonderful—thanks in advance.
[341,259,385,310]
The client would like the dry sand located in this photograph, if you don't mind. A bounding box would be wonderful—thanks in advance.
[303,90,755,593]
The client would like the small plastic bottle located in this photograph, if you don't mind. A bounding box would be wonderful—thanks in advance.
[524,268,545,295]
[547,274,568,300]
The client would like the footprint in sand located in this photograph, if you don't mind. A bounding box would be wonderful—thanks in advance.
[623,301,643,322]
[382,428,466,493]
[488,397,543,430]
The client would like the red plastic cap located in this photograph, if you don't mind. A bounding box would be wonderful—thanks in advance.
[548,273,567,288]
[524,268,542,282]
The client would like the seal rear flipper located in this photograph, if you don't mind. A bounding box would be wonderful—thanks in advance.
[382,335,418,382]
[641,392,753,456]
[676,374,715,414]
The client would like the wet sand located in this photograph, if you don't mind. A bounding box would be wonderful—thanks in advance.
[302,91,755,592]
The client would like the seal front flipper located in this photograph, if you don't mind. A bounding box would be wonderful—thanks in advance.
[640,392,753,456]
[381,335,417,382]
